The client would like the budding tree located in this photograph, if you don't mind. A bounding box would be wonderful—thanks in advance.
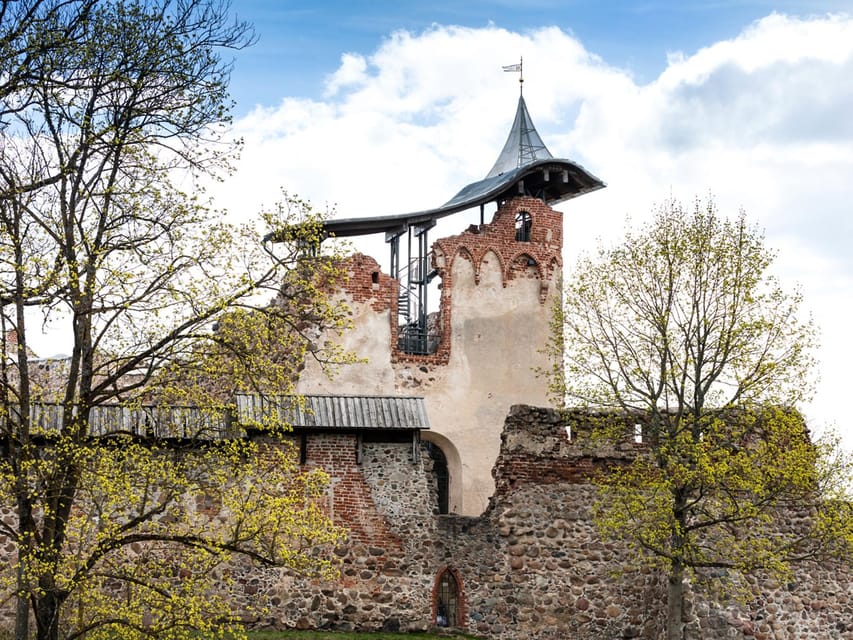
[0,2,351,639]
[545,198,852,640]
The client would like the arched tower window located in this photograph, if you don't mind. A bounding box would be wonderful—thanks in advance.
[427,443,449,514]
[515,210,532,242]
[434,567,464,628]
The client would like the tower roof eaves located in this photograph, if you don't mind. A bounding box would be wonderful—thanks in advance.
[314,158,604,240]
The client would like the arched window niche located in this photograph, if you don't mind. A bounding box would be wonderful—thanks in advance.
[421,433,462,514]
[427,442,450,514]
[515,210,532,242]
[433,566,465,628]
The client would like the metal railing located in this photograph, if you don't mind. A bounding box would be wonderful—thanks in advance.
[397,326,441,356]
[395,252,441,356]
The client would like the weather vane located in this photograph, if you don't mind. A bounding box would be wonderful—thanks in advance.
[502,56,524,94]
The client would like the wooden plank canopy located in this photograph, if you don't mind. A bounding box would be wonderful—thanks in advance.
[1,395,430,441]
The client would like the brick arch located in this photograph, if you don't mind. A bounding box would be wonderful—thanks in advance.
[547,255,562,278]
[477,248,505,288]
[498,198,535,220]
[501,199,538,222]
[431,565,467,629]
[450,245,477,285]
[506,250,545,282]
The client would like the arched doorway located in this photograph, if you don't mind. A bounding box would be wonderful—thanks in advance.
[420,432,462,514]
[433,567,464,628]
[427,442,449,514]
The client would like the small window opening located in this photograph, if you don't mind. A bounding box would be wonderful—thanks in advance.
[564,425,572,441]
[371,271,379,284]
[435,569,460,627]
[299,433,308,464]
[634,423,643,444]
[515,211,532,242]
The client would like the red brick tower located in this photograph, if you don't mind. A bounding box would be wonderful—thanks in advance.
[295,88,604,515]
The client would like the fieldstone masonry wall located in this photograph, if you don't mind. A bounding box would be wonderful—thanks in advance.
[476,407,853,639]
[242,406,851,640]
[230,436,438,633]
[1,407,850,638]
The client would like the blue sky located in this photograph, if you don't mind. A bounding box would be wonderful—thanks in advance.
[227,1,851,112]
[198,1,853,450]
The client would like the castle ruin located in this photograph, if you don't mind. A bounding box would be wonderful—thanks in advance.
[1,87,849,639]
[295,88,603,515]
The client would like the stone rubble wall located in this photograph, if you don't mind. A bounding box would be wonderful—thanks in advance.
[227,406,851,639]
[229,437,437,633]
[0,406,850,639]
[464,406,853,640]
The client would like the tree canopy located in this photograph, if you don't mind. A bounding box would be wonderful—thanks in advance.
[0,2,352,639]
[545,197,853,640]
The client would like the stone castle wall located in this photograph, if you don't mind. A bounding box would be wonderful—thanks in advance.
[1,408,850,639]
[229,406,852,640]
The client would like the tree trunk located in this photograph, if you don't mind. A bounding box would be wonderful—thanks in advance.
[13,245,33,640]
[666,563,685,640]
[34,591,63,640]
[14,552,29,640]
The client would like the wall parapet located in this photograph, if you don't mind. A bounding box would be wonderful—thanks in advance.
[492,404,649,497]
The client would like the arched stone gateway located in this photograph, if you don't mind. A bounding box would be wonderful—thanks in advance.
[432,566,466,629]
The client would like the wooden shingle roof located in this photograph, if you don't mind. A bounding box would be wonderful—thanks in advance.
[235,394,430,431]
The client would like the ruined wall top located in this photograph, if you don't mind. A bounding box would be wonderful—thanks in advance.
[491,404,649,500]
[432,196,563,290]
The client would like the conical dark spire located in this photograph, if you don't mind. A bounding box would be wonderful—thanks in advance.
[307,94,604,242]
[485,95,553,178]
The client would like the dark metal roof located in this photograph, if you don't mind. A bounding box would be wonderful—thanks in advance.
[317,95,604,240]
[321,158,603,239]
[442,158,603,210]
[486,95,554,178]
[235,394,430,431]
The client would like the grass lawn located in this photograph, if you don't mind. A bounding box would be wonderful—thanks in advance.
[245,632,479,640]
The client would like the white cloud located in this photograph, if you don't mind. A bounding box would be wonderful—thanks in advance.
[324,53,368,97]
[210,14,853,450]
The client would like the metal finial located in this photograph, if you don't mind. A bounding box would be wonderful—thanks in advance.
[502,56,524,94]
[519,56,524,94]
